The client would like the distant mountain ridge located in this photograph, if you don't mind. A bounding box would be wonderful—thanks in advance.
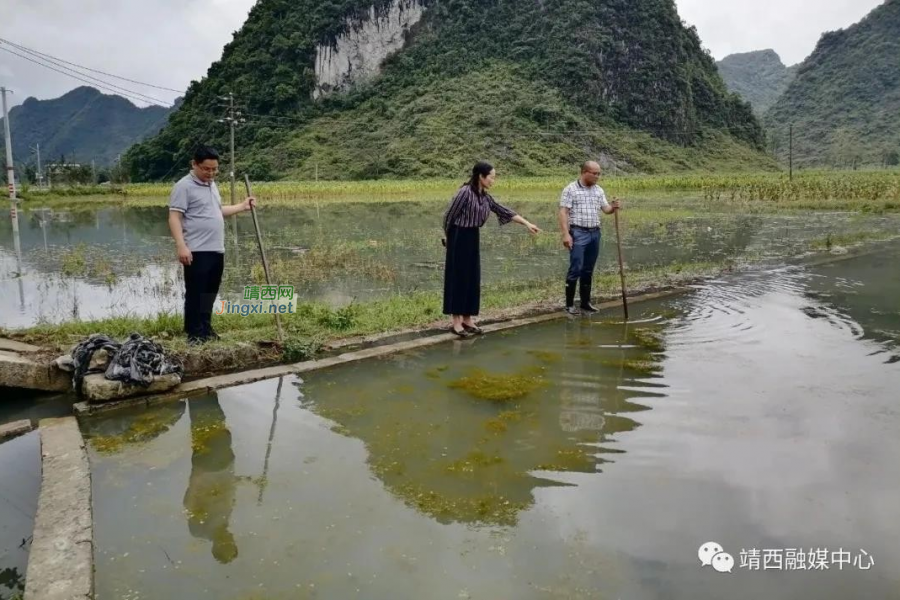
[765,0,900,167]
[1,86,177,167]
[716,50,798,115]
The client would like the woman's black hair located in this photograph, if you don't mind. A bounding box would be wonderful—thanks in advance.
[467,161,494,193]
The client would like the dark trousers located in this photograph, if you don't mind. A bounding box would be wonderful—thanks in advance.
[183,251,224,339]
[566,227,601,285]
[443,225,481,316]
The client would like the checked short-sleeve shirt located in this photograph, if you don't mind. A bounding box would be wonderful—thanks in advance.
[560,180,610,229]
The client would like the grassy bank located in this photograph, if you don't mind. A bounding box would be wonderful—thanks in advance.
[7,260,727,363]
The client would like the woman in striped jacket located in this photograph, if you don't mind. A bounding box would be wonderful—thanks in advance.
[442,161,541,337]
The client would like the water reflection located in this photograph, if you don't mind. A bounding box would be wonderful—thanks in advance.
[182,395,239,564]
[294,316,670,527]
[0,567,25,600]
[82,402,185,455]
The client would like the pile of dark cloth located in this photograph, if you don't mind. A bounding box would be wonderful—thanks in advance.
[71,333,184,394]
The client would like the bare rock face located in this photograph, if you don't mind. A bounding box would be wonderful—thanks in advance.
[313,0,425,99]
[83,373,182,403]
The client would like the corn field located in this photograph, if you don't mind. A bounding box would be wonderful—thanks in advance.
[18,170,900,205]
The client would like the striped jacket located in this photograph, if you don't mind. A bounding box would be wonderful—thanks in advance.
[442,185,517,234]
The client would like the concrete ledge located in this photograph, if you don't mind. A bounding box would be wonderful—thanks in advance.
[73,287,689,416]
[74,363,305,415]
[0,350,71,393]
[24,417,93,600]
[0,419,34,441]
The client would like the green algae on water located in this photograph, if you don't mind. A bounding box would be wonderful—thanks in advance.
[536,446,598,472]
[395,481,529,527]
[622,359,663,376]
[445,450,505,474]
[630,328,666,353]
[448,367,548,402]
[86,410,183,455]
[484,409,525,434]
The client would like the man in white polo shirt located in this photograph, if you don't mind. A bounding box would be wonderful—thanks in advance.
[558,161,621,315]
[168,146,257,344]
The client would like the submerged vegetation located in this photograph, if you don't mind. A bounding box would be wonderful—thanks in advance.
[296,348,615,526]
[448,366,549,402]
[84,406,185,455]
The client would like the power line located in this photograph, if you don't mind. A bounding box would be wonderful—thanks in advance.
[0,46,173,107]
[0,46,172,107]
[0,37,184,94]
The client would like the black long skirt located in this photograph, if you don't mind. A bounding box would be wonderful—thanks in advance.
[443,225,480,316]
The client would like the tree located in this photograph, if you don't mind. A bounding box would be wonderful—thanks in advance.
[885,149,899,167]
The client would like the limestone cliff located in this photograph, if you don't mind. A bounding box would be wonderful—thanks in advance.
[313,0,425,99]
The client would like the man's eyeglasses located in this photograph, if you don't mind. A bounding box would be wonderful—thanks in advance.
[196,166,219,174]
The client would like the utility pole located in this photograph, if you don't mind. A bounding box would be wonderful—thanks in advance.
[218,92,244,206]
[229,92,236,207]
[31,143,43,189]
[218,93,245,249]
[2,86,23,276]
[91,160,96,184]
[789,124,793,181]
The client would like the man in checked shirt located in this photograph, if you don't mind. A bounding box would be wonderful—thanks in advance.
[558,161,621,315]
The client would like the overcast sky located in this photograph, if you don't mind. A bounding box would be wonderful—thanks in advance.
[0,0,886,109]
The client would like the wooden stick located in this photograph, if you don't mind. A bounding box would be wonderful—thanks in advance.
[614,208,629,321]
[244,174,284,344]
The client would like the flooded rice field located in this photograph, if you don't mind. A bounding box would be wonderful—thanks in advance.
[75,246,900,600]
[1,198,898,328]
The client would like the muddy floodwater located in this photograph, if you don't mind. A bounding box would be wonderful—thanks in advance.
[78,246,900,600]
[1,199,898,327]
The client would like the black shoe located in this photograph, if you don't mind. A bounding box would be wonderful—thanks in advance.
[565,306,581,316]
[580,303,599,313]
[188,335,208,346]
[462,324,484,335]
[449,326,472,338]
